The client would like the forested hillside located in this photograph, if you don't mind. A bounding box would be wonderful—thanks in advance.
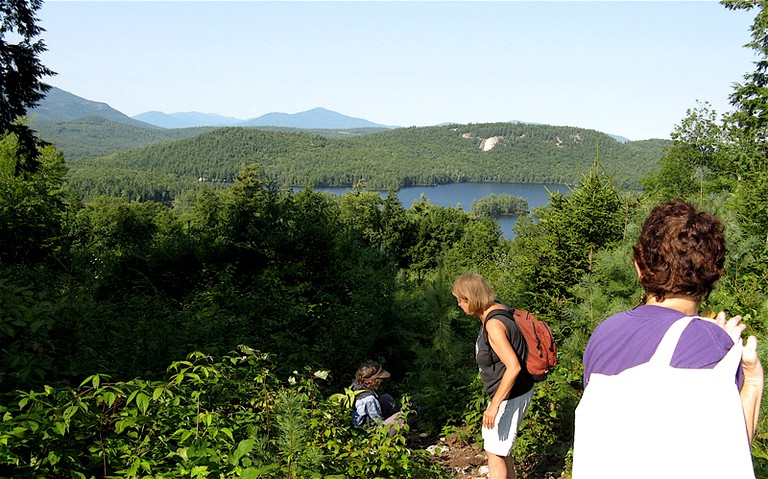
[30,116,216,159]
[65,122,669,201]
[27,86,152,127]
[30,116,388,160]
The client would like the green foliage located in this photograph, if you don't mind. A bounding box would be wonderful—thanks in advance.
[502,158,632,318]
[0,347,442,478]
[30,117,385,160]
[0,0,54,164]
[471,193,528,217]
[642,101,733,201]
[0,137,507,400]
[5,3,768,471]
[0,133,68,265]
[60,123,668,202]
[30,116,217,159]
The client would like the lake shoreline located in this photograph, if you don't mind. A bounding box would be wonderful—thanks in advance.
[311,182,569,239]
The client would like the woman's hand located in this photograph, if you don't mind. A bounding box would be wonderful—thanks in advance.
[715,311,746,343]
[716,311,764,443]
[483,403,499,429]
[714,311,763,378]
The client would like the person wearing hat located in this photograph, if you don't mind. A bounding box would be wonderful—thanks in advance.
[350,361,401,432]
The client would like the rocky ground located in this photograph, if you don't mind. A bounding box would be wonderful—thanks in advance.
[428,434,490,478]
[408,429,490,479]
[414,431,561,479]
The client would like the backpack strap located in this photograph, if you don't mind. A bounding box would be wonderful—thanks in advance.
[484,308,526,365]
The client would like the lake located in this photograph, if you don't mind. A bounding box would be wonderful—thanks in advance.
[314,182,570,238]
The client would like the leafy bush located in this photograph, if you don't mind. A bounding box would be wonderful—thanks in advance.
[0,346,445,478]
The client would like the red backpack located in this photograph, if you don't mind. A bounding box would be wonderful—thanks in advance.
[487,307,557,381]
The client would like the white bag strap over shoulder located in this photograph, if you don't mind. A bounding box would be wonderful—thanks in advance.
[647,315,696,366]
[648,316,743,375]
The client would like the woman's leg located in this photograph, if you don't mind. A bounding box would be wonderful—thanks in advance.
[483,391,532,479]
[486,452,515,479]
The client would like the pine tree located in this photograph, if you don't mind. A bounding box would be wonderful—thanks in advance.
[0,0,55,172]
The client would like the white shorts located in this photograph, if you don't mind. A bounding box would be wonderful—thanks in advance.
[482,387,534,457]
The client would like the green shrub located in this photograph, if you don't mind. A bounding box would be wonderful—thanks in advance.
[0,346,445,478]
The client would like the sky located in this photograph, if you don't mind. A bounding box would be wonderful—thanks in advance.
[37,1,758,141]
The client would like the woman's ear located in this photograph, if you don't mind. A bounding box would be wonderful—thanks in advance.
[634,260,643,279]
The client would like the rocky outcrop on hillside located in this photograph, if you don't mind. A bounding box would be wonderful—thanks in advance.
[458,130,504,152]
[479,136,503,152]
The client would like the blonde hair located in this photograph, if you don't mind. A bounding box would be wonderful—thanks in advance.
[451,273,497,315]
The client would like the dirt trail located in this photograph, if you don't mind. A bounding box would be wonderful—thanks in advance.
[429,435,489,478]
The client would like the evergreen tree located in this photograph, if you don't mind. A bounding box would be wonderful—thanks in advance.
[721,0,768,239]
[0,0,55,171]
[505,158,630,317]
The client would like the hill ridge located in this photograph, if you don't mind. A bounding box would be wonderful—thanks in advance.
[28,87,157,128]
[64,121,669,203]
[31,86,635,141]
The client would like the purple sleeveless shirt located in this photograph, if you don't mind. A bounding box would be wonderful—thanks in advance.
[583,305,743,388]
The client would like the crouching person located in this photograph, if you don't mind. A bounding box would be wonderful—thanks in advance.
[350,361,405,436]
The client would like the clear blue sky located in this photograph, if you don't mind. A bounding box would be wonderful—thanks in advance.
[39,1,756,140]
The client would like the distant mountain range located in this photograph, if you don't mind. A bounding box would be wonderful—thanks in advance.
[29,87,392,130]
[28,87,157,128]
[132,111,243,129]
[27,86,633,141]
[133,107,390,129]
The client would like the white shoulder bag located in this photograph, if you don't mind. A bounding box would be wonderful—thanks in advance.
[572,316,755,478]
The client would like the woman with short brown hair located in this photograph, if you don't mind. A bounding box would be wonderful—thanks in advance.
[574,199,763,478]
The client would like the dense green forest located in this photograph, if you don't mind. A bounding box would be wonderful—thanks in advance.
[29,115,388,160]
[4,118,767,476]
[29,116,217,159]
[3,0,768,477]
[58,121,668,202]
[471,193,529,217]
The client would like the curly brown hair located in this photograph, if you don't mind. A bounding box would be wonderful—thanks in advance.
[633,199,726,303]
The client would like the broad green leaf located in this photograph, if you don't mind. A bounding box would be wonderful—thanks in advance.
[152,387,165,401]
[220,427,234,442]
[63,405,78,420]
[53,421,67,436]
[114,420,127,434]
[191,465,208,477]
[232,438,254,464]
[126,389,140,405]
[102,391,117,407]
[135,393,150,414]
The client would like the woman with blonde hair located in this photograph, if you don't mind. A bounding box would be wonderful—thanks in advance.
[452,273,534,479]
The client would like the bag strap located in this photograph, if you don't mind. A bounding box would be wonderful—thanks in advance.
[648,316,696,366]
[650,316,742,373]
[484,308,526,366]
